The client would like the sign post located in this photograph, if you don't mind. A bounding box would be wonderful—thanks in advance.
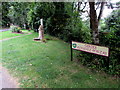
[71,41,73,61]
[70,34,73,61]
[107,50,110,70]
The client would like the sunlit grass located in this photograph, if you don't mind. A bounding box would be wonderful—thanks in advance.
[0,30,32,40]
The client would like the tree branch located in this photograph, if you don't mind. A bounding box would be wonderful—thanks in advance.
[81,2,87,11]
[77,2,87,12]
[98,2,105,22]
[95,2,100,10]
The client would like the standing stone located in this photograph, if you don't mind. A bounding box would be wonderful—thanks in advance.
[38,25,44,40]
[34,19,44,41]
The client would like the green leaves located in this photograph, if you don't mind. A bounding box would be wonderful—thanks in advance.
[2,2,11,27]
[7,2,29,28]
[26,2,55,30]
[99,8,120,75]
[10,25,21,33]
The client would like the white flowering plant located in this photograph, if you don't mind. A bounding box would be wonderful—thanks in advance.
[10,25,21,33]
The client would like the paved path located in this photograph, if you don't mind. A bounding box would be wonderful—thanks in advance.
[0,65,19,89]
[0,29,10,32]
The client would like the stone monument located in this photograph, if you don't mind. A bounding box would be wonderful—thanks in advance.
[34,19,44,42]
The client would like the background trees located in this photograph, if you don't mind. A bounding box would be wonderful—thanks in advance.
[2,2,11,27]
[99,8,120,75]
[7,2,29,28]
[27,2,55,31]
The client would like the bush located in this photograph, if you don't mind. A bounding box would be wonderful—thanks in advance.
[76,29,120,76]
[45,13,92,43]
[99,31,120,75]
[77,8,120,76]
[99,8,120,75]
[10,25,21,33]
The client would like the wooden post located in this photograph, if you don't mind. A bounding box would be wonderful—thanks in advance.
[107,49,110,70]
[71,41,73,61]
[70,34,73,61]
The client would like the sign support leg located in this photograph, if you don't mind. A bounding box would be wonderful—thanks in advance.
[107,57,109,70]
[107,51,110,70]
[71,40,73,61]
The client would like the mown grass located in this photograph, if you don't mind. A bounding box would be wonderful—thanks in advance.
[1,32,119,88]
[0,30,31,40]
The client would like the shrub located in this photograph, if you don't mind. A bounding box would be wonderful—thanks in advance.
[76,30,120,76]
[10,25,21,33]
[77,8,120,76]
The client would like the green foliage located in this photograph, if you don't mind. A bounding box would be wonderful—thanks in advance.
[101,8,120,49]
[45,2,70,40]
[45,2,91,43]
[81,8,120,75]
[2,2,11,27]
[10,25,21,33]
[105,9,120,32]
[27,2,55,30]
[3,2,91,43]
[103,9,120,75]
[99,31,120,75]
[8,2,29,28]
[65,17,91,43]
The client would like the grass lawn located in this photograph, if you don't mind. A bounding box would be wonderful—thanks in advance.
[0,30,31,40]
[1,32,119,88]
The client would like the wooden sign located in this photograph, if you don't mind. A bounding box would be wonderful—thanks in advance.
[72,41,109,57]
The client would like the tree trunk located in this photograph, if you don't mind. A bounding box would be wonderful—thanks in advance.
[89,2,99,45]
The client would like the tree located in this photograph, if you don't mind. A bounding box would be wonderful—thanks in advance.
[27,2,55,31]
[105,8,120,32]
[2,2,11,27]
[99,8,120,75]
[8,2,29,28]
[89,2,99,44]
[64,2,91,43]
[45,2,91,43]
[77,1,106,45]
[46,2,68,36]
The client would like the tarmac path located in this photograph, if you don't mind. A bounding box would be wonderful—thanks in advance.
[0,29,10,32]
